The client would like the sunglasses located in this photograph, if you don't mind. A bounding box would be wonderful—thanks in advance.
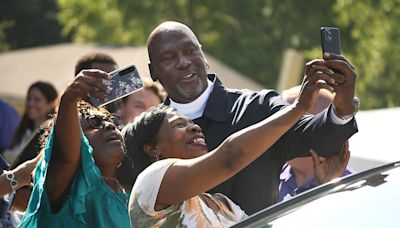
[85,114,123,130]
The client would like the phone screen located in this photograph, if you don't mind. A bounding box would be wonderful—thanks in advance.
[320,27,341,55]
[91,64,144,107]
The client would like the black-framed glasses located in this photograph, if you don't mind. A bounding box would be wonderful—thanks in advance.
[85,114,123,130]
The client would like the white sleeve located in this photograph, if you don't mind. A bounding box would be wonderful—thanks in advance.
[216,193,248,222]
[329,104,353,125]
[129,159,178,216]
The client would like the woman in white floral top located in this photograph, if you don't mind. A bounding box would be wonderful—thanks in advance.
[125,81,322,227]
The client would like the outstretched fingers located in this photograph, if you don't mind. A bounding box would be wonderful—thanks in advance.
[323,53,355,70]
[310,149,321,167]
[298,63,336,112]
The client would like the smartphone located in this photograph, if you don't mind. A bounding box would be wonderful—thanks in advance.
[320,27,341,55]
[90,64,144,107]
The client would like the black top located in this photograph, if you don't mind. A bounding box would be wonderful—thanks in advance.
[166,74,358,214]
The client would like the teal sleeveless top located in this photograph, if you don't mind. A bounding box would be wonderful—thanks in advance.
[19,129,131,228]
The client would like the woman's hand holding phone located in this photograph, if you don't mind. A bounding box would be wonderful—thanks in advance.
[64,69,111,104]
[89,64,143,107]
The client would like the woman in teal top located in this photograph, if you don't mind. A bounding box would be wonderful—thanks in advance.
[19,69,130,227]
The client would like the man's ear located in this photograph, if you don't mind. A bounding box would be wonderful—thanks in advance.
[143,143,159,159]
[204,57,210,70]
[148,62,157,82]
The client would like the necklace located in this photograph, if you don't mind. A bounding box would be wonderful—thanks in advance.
[102,176,125,192]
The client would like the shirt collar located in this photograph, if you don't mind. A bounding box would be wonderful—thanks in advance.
[280,163,293,181]
[165,74,229,122]
[169,78,214,120]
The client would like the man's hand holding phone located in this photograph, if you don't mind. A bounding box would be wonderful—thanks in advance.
[320,27,357,118]
[323,53,357,117]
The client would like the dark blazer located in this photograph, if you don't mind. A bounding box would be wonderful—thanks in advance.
[166,74,358,214]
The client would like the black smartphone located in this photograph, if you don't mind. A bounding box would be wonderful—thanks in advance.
[90,64,144,107]
[320,27,341,55]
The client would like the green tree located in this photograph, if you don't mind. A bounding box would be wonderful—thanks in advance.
[0,0,69,51]
[0,21,13,52]
[333,0,400,109]
[57,0,334,86]
[57,0,400,109]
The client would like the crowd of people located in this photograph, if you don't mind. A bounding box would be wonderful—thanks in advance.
[0,21,358,227]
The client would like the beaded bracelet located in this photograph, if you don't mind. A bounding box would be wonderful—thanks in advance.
[3,171,18,191]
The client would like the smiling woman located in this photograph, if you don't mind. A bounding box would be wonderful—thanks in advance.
[125,87,321,227]
[18,70,131,227]
[3,81,58,164]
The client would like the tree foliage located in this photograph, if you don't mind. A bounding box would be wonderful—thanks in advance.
[333,0,400,109]
[0,0,69,50]
[4,0,399,109]
[57,0,336,87]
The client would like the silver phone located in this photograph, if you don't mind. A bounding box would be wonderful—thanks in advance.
[90,64,144,107]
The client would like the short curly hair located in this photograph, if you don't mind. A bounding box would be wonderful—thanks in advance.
[77,100,110,120]
[37,101,110,149]
[74,52,117,76]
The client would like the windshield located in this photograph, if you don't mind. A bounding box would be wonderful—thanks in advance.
[266,167,400,228]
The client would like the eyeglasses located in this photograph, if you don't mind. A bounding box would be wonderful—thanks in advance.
[85,114,123,130]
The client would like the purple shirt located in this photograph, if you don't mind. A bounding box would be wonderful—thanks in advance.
[279,163,352,202]
[0,99,20,152]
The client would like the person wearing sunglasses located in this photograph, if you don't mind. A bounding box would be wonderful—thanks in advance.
[19,70,130,227]
[86,114,124,131]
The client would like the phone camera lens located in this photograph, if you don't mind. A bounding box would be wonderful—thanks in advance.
[325,29,332,41]
[119,66,135,76]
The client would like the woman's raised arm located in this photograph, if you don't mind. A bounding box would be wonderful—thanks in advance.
[156,60,336,208]
[46,70,109,211]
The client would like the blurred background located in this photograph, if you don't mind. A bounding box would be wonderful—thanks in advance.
[0,0,399,170]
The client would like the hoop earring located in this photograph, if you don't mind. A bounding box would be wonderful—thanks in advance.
[206,62,210,70]
[155,155,159,161]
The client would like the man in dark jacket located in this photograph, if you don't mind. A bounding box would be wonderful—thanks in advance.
[146,21,358,214]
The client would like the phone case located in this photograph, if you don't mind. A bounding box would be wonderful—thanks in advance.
[90,64,144,107]
[320,27,341,55]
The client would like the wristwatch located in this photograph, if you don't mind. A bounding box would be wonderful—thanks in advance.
[4,171,18,191]
[333,97,360,120]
